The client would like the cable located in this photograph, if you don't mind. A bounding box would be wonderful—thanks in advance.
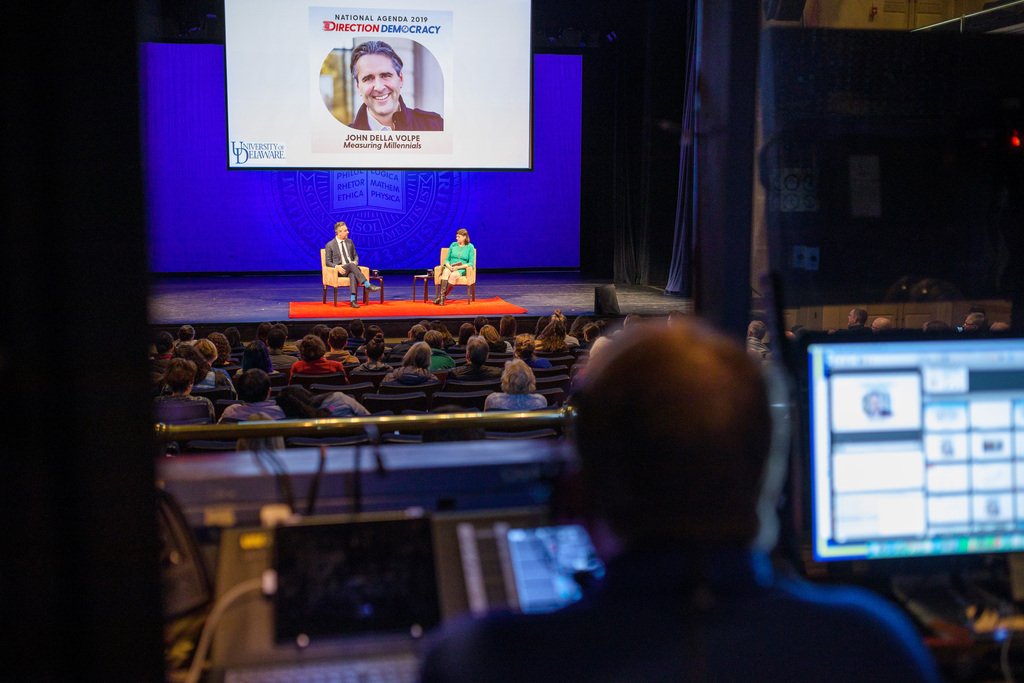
[183,576,264,683]
[1001,627,1015,683]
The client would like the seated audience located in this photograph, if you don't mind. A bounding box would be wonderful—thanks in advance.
[846,308,870,334]
[219,369,285,422]
[567,314,591,347]
[483,359,547,411]
[353,336,392,372]
[550,310,579,349]
[450,336,503,381]
[325,327,360,364]
[569,336,611,395]
[514,334,552,369]
[175,324,195,347]
[963,311,989,333]
[746,320,771,363]
[224,326,243,352]
[347,319,366,349]
[288,334,347,383]
[425,330,456,371]
[310,324,331,348]
[271,322,299,353]
[480,324,512,353]
[382,342,435,386]
[990,322,1010,332]
[535,319,569,355]
[207,332,235,371]
[192,338,238,397]
[255,322,272,347]
[276,385,369,419]
[871,317,894,333]
[498,314,518,347]
[923,320,951,332]
[473,316,489,334]
[235,413,285,452]
[153,358,215,422]
[449,322,476,355]
[429,320,454,347]
[387,324,427,363]
[356,324,389,355]
[150,331,175,382]
[237,340,278,378]
[533,315,550,337]
[422,321,942,683]
[268,328,299,372]
[579,323,602,350]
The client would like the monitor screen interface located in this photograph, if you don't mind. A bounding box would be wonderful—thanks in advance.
[807,337,1024,562]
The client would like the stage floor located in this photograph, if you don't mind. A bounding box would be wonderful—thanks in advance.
[149,272,691,325]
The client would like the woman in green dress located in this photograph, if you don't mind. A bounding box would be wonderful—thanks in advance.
[434,228,475,305]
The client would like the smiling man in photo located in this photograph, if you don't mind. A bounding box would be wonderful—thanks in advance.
[349,40,444,131]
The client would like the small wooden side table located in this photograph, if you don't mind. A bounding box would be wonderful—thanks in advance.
[364,276,384,305]
[412,274,433,303]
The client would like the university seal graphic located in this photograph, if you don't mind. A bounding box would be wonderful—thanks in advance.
[263,170,467,269]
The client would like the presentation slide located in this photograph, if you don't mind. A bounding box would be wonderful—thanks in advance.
[141,44,581,273]
[223,0,532,169]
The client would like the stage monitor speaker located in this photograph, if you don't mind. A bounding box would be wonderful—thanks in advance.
[763,0,806,21]
[594,285,620,316]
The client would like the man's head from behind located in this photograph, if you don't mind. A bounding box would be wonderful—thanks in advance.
[267,328,287,351]
[573,321,772,547]
[237,369,271,403]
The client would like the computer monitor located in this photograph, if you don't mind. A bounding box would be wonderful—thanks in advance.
[798,331,1024,564]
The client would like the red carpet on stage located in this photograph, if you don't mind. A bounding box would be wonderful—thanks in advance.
[288,297,528,319]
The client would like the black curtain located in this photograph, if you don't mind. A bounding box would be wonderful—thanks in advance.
[664,3,700,296]
[607,2,694,289]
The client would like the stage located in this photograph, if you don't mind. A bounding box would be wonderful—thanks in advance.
[149,271,691,326]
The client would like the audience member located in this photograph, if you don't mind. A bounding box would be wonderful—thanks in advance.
[238,340,276,377]
[923,320,951,333]
[429,320,454,347]
[153,358,215,422]
[450,336,503,381]
[382,342,435,386]
[483,359,547,411]
[425,330,456,370]
[347,319,366,349]
[579,323,602,350]
[276,385,369,419]
[192,338,238,397]
[207,333,234,371]
[533,315,550,337]
[514,334,552,369]
[311,324,331,348]
[473,316,489,334]
[325,327,359,364]
[746,320,771,363]
[219,369,285,422]
[175,324,196,347]
[422,321,942,683]
[871,317,893,333]
[356,324,389,355]
[990,322,1010,332]
[150,331,175,381]
[235,413,286,452]
[388,324,427,363]
[224,326,243,351]
[536,319,569,355]
[666,310,688,328]
[267,328,300,372]
[498,314,517,346]
[255,322,272,347]
[846,308,870,334]
[353,337,392,372]
[271,323,298,353]
[454,323,476,349]
[963,311,989,333]
[567,315,591,346]
[569,336,611,395]
[169,344,213,394]
[480,324,512,353]
[550,310,579,349]
[288,335,347,383]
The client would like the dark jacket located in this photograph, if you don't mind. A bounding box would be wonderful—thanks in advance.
[350,97,443,131]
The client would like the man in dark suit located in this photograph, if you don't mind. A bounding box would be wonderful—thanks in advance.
[325,221,379,308]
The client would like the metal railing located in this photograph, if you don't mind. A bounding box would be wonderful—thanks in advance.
[154,405,576,442]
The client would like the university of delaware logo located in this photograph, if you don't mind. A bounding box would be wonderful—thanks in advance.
[231,141,286,165]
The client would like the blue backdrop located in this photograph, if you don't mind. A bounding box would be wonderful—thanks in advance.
[140,44,582,273]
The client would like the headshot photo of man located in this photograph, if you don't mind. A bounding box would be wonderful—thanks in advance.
[348,40,444,132]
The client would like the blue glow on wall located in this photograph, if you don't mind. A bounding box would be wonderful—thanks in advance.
[141,44,581,273]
